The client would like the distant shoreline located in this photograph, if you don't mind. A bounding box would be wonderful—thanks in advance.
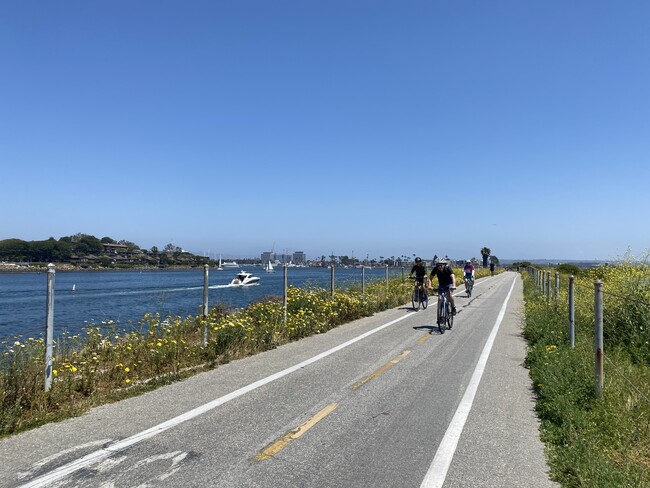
[0,264,214,274]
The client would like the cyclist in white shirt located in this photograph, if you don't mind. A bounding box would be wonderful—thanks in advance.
[463,260,475,286]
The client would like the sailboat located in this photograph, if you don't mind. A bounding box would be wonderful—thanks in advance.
[216,255,224,271]
[265,260,274,272]
[72,284,76,292]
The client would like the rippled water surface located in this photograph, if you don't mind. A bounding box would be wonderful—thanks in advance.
[0,266,403,338]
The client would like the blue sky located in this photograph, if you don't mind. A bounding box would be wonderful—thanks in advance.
[1,1,648,262]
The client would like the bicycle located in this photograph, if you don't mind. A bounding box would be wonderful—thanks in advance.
[436,286,455,333]
[464,276,474,298]
[410,277,429,311]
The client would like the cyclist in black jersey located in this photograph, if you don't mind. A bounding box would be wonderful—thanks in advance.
[430,259,457,315]
[409,257,427,282]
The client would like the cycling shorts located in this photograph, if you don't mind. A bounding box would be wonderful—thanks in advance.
[437,284,454,295]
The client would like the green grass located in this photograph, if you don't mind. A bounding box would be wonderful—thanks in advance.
[0,276,413,437]
[0,266,498,438]
[522,266,650,487]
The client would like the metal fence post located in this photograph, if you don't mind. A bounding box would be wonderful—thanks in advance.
[569,275,575,348]
[385,265,388,285]
[594,280,604,398]
[401,266,404,284]
[555,272,560,311]
[202,264,209,347]
[546,272,550,300]
[44,263,55,392]
[362,266,366,294]
[283,264,288,324]
[330,265,335,299]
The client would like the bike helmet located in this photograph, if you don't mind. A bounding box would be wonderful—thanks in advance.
[466,260,471,264]
[415,257,422,263]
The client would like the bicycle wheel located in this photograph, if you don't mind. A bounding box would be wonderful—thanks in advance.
[412,290,420,310]
[447,302,454,329]
[467,283,472,298]
[437,299,446,334]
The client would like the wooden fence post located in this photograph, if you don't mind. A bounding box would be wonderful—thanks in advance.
[569,275,575,348]
[202,264,209,347]
[594,280,604,398]
[44,263,55,392]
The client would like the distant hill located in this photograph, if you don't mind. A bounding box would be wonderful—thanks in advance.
[0,234,214,270]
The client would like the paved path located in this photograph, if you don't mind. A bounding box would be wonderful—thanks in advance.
[0,272,558,487]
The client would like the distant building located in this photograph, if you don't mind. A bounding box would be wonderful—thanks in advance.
[261,251,276,264]
[102,243,129,254]
[292,251,306,265]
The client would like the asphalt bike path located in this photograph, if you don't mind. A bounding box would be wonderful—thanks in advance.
[0,272,556,487]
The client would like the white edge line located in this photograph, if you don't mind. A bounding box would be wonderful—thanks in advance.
[20,312,412,488]
[420,274,518,488]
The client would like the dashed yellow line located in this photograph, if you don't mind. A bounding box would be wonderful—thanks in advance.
[351,350,411,390]
[417,333,431,343]
[256,403,338,461]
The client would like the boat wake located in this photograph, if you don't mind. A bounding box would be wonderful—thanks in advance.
[211,283,260,289]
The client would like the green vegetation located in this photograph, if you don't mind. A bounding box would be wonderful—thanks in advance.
[522,262,650,487]
[556,263,582,276]
[0,234,212,269]
[0,276,412,437]
[481,246,491,268]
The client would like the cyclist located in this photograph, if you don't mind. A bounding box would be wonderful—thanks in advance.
[430,258,457,315]
[463,260,475,288]
[409,257,428,301]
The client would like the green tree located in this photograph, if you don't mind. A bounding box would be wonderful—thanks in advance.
[74,235,103,255]
[556,263,581,276]
[0,239,29,261]
[119,240,139,251]
[481,247,491,267]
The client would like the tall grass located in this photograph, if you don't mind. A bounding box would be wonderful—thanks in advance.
[0,276,411,437]
[522,262,650,487]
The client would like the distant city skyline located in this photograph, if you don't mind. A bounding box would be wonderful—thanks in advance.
[2,2,648,263]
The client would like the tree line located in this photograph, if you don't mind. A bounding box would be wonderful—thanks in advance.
[0,234,210,268]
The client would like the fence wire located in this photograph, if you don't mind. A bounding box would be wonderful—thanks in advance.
[525,268,650,398]
[603,353,650,405]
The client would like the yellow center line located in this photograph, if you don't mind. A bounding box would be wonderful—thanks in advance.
[256,403,338,461]
[417,333,431,343]
[351,350,411,390]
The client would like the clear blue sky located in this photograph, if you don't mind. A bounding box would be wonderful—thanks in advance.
[2,1,649,262]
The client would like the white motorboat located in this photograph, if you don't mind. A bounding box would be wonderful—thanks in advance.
[229,271,260,286]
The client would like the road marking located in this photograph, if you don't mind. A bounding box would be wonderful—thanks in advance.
[417,333,431,343]
[351,350,411,390]
[16,439,112,480]
[256,403,338,461]
[19,312,413,488]
[420,274,517,488]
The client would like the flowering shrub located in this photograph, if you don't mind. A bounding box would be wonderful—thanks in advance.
[522,259,650,486]
[0,276,410,436]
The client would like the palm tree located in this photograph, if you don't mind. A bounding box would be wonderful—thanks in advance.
[481,247,491,268]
